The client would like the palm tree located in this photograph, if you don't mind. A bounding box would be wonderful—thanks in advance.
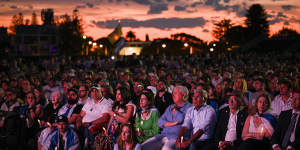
[126,31,136,41]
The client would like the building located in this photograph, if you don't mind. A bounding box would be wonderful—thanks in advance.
[119,41,151,55]
[12,24,59,56]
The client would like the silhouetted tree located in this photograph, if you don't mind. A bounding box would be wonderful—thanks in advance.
[245,4,269,39]
[9,12,24,33]
[41,8,54,25]
[58,9,84,55]
[272,27,300,39]
[212,19,233,41]
[31,12,38,25]
[224,25,247,45]
[126,31,136,41]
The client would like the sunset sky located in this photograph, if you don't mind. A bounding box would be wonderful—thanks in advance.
[0,0,299,41]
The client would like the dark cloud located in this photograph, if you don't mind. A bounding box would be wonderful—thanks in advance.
[269,18,282,25]
[204,0,219,6]
[203,29,209,32]
[223,0,230,3]
[277,12,287,18]
[174,5,186,11]
[266,14,274,18]
[10,5,17,9]
[92,17,207,29]
[191,2,202,8]
[86,2,94,8]
[284,21,289,25]
[148,3,168,14]
[76,5,86,9]
[281,5,296,11]
[27,5,33,9]
[132,0,152,5]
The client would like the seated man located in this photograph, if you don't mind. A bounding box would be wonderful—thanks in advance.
[203,91,248,150]
[79,85,113,149]
[58,88,83,127]
[42,115,80,150]
[176,89,217,150]
[272,90,300,150]
[142,85,192,150]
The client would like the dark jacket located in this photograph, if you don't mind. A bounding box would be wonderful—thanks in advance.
[271,109,300,149]
[214,107,248,147]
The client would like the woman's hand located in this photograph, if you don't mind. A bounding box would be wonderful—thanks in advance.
[108,111,115,117]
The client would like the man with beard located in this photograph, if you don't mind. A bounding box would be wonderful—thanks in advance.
[58,88,83,127]
[78,85,91,105]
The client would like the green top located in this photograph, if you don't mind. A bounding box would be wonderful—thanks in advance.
[135,108,160,143]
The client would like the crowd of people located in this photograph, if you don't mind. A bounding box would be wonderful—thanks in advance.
[0,50,299,150]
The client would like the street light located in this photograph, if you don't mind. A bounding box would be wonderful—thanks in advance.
[162,43,166,48]
[210,48,214,52]
[184,43,189,47]
[213,43,216,47]
[83,36,87,39]
[93,42,97,46]
[88,41,92,45]
[99,44,103,48]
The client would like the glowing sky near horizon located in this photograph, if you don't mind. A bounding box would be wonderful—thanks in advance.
[0,0,299,41]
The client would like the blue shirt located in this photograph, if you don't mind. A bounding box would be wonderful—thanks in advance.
[158,102,193,139]
[182,104,217,141]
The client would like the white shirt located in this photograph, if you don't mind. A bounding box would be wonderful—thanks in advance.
[82,97,113,123]
[225,111,238,142]
[182,104,217,141]
[271,94,293,117]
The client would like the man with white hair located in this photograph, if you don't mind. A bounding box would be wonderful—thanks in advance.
[176,89,217,150]
[142,85,193,150]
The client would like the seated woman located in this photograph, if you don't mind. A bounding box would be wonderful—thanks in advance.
[135,90,160,143]
[41,91,63,126]
[108,87,136,141]
[238,94,276,150]
[94,87,136,150]
[114,124,141,150]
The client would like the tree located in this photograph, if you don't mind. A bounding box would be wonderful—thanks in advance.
[272,27,300,39]
[31,12,38,25]
[212,19,233,41]
[41,8,54,25]
[58,9,84,55]
[224,25,247,45]
[126,31,136,41]
[245,4,269,39]
[9,12,24,33]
